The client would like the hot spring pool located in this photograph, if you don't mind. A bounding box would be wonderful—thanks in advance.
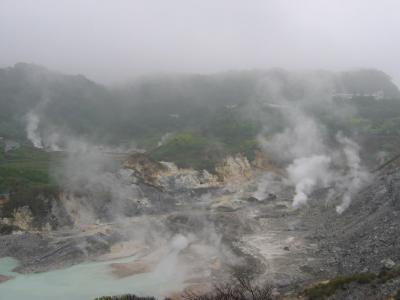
[0,255,183,300]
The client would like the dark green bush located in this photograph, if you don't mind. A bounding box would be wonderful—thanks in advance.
[95,295,158,300]
[1,184,60,220]
[394,289,400,300]
[149,132,223,172]
[304,273,376,300]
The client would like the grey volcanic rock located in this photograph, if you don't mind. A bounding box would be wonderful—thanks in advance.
[2,154,400,298]
[381,258,396,270]
[123,153,168,188]
[294,166,400,298]
[328,169,400,275]
[0,231,119,273]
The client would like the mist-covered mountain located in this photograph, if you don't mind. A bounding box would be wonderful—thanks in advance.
[2,63,400,299]
[1,63,399,146]
[1,62,400,180]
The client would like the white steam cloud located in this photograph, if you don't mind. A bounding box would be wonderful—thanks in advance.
[54,138,142,227]
[258,75,371,213]
[25,111,43,148]
[335,133,371,214]
[287,155,332,208]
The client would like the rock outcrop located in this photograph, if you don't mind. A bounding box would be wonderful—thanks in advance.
[123,153,168,187]
[124,152,253,190]
[12,206,33,231]
[215,154,253,183]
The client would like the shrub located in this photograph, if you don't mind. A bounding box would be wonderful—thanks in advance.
[149,132,222,172]
[1,184,61,228]
[394,289,400,300]
[303,273,376,300]
[183,273,273,300]
[95,296,158,300]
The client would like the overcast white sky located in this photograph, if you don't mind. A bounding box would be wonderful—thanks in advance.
[1,0,399,84]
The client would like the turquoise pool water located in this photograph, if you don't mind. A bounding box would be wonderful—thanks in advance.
[0,255,183,300]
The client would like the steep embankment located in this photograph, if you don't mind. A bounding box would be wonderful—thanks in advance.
[294,161,400,299]
[1,148,400,299]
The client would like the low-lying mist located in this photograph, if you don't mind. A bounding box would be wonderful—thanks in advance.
[17,66,392,215]
[1,63,400,298]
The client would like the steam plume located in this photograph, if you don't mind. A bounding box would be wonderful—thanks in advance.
[26,111,43,148]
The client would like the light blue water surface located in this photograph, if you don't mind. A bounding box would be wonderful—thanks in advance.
[0,256,182,300]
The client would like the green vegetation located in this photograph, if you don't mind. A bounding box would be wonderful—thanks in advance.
[376,267,400,283]
[1,184,60,219]
[149,132,221,171]
[304,273,376,300]
[0,146,63,226]
[303,267,400,300]
[95,296,157,300]
[207,110,261,161]
[2,64,399,149]
[349,97,400,135]
[1,64,400,225]
[0,146,59,193]
[148,112,261,172]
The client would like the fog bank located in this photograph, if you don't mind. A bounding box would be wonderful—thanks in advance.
[1,0,400,83]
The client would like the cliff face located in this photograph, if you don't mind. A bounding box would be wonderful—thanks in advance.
[11,206,33,231]
[123,153,169,187]
[123,152,276,191]
[215,154,253,183]
[124,152,220,190]
[0,150,278,233]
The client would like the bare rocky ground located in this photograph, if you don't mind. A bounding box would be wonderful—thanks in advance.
[1,159,400,299]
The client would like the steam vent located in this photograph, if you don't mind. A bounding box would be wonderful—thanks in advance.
[1,1,400,299]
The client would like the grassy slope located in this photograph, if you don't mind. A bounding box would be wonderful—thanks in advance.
[0,146,63,219]
[0,146,54,191]
[303,267,400,300]
[149,131,259,172]
[148,110,261,172]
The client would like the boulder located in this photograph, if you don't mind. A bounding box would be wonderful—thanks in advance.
[381,258,396,270]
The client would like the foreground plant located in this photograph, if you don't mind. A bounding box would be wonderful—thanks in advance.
[183,273,273,300]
